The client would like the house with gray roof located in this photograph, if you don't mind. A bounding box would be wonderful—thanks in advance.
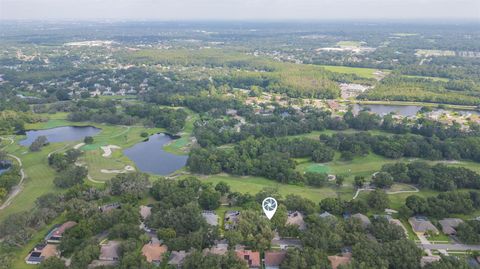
[409,216,439,235]
[439,218,463,235]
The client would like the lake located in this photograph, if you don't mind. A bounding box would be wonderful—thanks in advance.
[353,104,480,117]
[123,133,188,175]
[19,126,101,146]
[352,104,422,117]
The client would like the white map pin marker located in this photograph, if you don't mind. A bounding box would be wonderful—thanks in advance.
[262,197,278,220]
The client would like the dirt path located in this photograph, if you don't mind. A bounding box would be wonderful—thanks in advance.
[352,185,419,200]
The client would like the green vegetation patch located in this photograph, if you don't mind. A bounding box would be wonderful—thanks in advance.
[305,163,330,174]
[201,174,338,203]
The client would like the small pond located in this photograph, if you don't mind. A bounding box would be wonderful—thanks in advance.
[352,104,422,117]
[19,126,101,146]
[0,161,12,175]
[123,133,188,175]
[352,104,480,117]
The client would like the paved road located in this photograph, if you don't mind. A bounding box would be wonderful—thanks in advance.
[420,244,480,251]
[272,238,302,248]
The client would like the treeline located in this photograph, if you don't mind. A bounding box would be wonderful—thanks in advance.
[321,132,480,162]
[125,104,188,133]
[0,110,44,135]
[48,149,88,188]
[193,106,479,148]
[359,75,480,106]
[403,191,480,219]
[66,99,188,133]
[380,161,480,191]
[0,163,21,202]
[188,137,334,184]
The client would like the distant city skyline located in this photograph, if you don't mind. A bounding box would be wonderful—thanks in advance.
[1,0,479,21]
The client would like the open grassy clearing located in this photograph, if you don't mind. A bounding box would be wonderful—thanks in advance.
[402,75,449,82]
[0,139,67,222]
[318,65,389,79]
[337,41,363,47]
[200,174,340,203]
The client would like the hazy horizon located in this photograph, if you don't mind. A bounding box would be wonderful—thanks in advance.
[1,0,479,21]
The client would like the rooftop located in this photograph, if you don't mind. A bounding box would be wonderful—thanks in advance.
[141,242,167,263]
[264,251,287,267]
[328,254,352,269]
[236,250,261,268]
[286,211,306,230]
[99,241,121,261]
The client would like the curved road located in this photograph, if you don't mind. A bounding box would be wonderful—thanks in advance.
[0,153,26,210]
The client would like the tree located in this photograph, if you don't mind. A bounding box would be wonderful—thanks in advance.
[405,195,428,214]
[108,172,150,199]
[367,190,389,211]
[83,136,94,144]
[183,250,247,269]
[237,210,274,251]
[280,247,331,269]
[53,166,88,188]
[336,175,345,187]
[384,239,422,269]
[372,172,394,188]
[224,230,243,249]
[29,135,48,152]
[39,257,67,269]
[198,188,221,210]
[320,198,346,215]
[312,147,334,163]
[354,176,366,189]
[369,218,405,243]
[304,172,327,187]
[214,181,230,195]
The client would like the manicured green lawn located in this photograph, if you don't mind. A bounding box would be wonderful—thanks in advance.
[201,174,340,203]
[319,65,389,79]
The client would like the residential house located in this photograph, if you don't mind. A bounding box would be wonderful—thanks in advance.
[328,253,352,269]
[203,242,228,256]
[25,244,59,265]
[202,211,219,226]
[420,256,441,267]
[99,202,121,213]
[352,213,371,228]
[89,240,121,268]
[139,205,152,220]
[439,218,464,235]
[319,211,337,220]
[409,216,439,236]
[264,251,286,269]
[45,221,77,244]
[286,211,306,230]
[99,241,121,261]
[225,211,240,230]
[236,250,261,269]
[168,251,189,268]
[141,239,168,265]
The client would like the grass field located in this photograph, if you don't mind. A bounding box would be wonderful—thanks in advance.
[402,75,449,82]
[319,65,389,79]
[201,174,341,203]
[337,41,363,47]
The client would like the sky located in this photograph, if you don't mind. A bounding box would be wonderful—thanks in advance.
[0,0,479,21]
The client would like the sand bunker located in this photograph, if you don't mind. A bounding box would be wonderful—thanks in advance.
[101,145,121,157]
[100,165,135,174]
